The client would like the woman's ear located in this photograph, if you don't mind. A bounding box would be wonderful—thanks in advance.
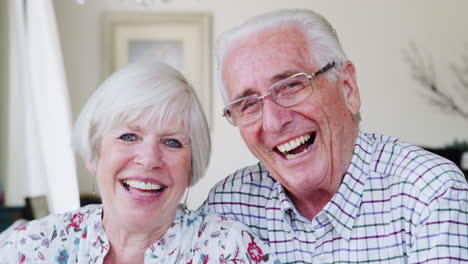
[84,158,96,174]
[341,61,361,115]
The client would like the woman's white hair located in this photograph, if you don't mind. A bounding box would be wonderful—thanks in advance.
[73,61,210,186]
[216,9,348,103]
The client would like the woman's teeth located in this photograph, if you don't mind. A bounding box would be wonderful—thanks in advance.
[123,180,163,192]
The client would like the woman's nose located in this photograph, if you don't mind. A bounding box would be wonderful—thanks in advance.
[134,143,163,170]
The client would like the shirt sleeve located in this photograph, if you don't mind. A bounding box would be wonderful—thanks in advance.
[408,183,468,263]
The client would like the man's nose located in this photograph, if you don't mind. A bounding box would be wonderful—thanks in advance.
[261,97,294,132]
[134,143,163,170]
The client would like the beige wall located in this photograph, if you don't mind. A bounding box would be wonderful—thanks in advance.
[53,0,468,208]
[0,0,8,189]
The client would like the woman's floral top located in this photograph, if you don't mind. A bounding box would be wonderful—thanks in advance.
[0,204,281,264]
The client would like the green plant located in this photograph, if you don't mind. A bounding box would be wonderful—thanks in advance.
[403,41,468,123]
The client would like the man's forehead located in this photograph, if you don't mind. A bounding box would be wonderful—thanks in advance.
[222,27,314,101]
[226,69,306,102]
[223,56,315,102]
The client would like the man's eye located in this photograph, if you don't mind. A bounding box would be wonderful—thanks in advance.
[280,79,306,91]
[238,99,259,114]
[242,100,257,109]
[285,81,302,89]
[276,80,306,97]
[119,134,138,142]
[163,139,182,148]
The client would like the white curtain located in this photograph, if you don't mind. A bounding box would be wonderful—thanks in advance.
[7,0,80,213]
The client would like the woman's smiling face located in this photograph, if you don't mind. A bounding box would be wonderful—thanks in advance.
[96,119,192,231]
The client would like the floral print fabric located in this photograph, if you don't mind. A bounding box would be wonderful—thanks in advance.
[0,204,281,264]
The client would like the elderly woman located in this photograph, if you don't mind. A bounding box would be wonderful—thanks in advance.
[0,62,280,264]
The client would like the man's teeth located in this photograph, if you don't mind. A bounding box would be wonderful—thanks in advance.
[285,149,309,160]
[277,134,311,153]
[123,180,162,191]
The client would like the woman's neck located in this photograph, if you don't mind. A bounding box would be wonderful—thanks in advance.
[102,214,172,264]
[104,249,144,264]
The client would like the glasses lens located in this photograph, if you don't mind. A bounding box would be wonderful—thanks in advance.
[229,95,262,126]
[272,73,312,107]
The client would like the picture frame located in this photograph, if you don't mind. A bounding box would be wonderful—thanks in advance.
[25,196,49,220]
[103,13,212,126]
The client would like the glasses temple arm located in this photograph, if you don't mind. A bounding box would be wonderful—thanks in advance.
[311,61,336,78]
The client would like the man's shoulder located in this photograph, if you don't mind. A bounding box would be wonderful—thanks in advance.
[202,162,279,224]
[210,162,277,193]
[365,133,466,201]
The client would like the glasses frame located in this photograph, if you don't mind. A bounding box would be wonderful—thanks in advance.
[223,61,336,127]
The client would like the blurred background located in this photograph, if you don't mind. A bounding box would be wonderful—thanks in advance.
[1,0,467,230]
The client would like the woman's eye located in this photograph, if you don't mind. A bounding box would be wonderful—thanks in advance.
[119,133,138,142]
[163,139,182,148]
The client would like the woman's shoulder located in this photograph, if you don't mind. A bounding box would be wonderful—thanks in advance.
[180,207,241,232]
[0,204,103,261]
[179,208,259,238]
[181,208,281,263]
[12,204,101,236]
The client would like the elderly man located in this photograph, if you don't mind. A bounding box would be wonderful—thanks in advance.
[202,9,468,264]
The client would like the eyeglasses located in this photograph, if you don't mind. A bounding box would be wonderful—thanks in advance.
[223,62,336,127]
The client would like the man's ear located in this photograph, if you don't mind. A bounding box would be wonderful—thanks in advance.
[341,61,361,115]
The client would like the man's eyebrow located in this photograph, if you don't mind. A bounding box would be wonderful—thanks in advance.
[231,88,258,102]
[271,70,301,81]
[229,70,302,102]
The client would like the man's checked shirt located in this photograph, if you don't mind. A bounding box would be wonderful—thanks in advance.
[202,132,468,264]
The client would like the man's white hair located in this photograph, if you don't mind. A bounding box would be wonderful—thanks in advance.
[216,9,348,103]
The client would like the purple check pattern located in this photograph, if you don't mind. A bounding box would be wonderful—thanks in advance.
[203,132,468,264]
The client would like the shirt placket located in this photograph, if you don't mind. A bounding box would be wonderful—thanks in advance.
[310,213,334,264]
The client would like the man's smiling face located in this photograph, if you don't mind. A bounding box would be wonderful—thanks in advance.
[222,26,361,203]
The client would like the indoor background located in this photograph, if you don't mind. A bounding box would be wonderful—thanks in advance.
[1,0,467,214]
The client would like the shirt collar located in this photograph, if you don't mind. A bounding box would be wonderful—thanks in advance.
[249,162,297,231]
[276,183,297,228]
[83,205,111,260]
[261,162,299,226]
[323,131,373,239]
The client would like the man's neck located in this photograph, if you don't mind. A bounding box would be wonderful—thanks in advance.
[289,129,359,220]
[288,188,336,220]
